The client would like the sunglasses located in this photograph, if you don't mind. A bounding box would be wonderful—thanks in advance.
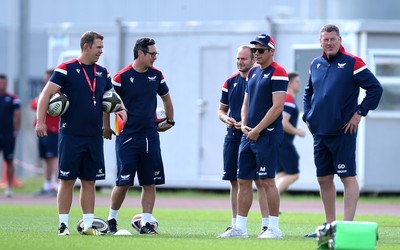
[251,48,270,54]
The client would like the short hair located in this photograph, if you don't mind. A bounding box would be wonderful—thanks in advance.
[320,24,340,36]
[80,31,104,50]
[238,45,254,59]
[133,38,156,59]
[0,74,7,80]
[288,72,299,82]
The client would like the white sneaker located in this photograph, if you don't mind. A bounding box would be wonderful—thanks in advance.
[5,187,13,198]
[217,226,249,238]
[258,227,283,239]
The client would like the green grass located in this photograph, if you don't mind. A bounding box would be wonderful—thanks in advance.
[0,204,399,250]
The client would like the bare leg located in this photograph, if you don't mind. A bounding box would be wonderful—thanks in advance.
[275,172,299,194]
[262,178,280,216]
[237,178,253,217]
[318,175,336,223]
[141,185,156,213]
[230,180,238,219]
[254,179,269,218]
[80,180,96,214]
[5,160,14,189]
[110,185,130,210]
[341,176,359,221]
[58,179,75,214]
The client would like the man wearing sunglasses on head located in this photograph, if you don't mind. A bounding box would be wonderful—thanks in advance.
[219,34,288,239]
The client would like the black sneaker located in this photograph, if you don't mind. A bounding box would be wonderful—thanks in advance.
[139,222,158,234]
[58,223,70,236]
[107,219,118,234]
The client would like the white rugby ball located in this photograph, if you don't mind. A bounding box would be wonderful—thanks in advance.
[102,91,122,113]
[76,216,109,234]
[155,107,167,127]
[131,214,159,232]
[47,92,69,117]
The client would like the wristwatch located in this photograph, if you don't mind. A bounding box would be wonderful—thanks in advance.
[356,109,366,116]
[166,119,175,126]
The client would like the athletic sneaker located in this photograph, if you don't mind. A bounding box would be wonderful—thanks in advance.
[5,187,13,198]
[217,226,249,238]
[107,219,118,234]
[259,226,268,235]
[139,222,158,234]
[58,223,70,236]
[258,227,282,239]
[82,227,103,235]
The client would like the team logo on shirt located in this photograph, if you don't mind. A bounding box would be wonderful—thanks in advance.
[251,73,256,78]
[337,63,346,68]
[317,64,321,69]
[263,73,271,78]
[130,77,134,83]
[76,69,81,74]
[148,76,157,81]
[96,72,102,77]
[233,82,237,88]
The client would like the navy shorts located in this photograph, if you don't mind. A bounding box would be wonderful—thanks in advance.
[238,133,283,179]
[115,134,165,186]
[222,140,240,181]
[313,132,357,177]
[277,143,300,174]
[0,133,15,161]
[58,134,105,181]
[38,132,58,159]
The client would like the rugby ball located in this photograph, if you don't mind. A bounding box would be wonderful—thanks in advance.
[47,93,69,117]
[76,216,109,234]
[102,91,122,113]
[131,214,159,232]
[155,107,167,127]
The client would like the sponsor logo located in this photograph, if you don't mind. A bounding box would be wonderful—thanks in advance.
[148,76,157,81]
[96,168,105,178]
[337,164,347,173]
[130,77,134,83]
[62,123,67,128]
[233,82,237,88]
[338,164,346,169]
[266,128,274,131]
[263,73,271,78]
[155,171,160,176]
[337,63,346,68]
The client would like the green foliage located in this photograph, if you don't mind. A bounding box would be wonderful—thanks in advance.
[0,205,399,250]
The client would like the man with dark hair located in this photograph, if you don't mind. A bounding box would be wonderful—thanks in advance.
[303,24,383,237]
[104,37,174,235]
[35,31,127,236]
[0,74,21,198]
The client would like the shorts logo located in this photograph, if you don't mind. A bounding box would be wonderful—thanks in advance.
[96,168,105,178]
[337,164,347,174]
[155,171,160,176]
[120,174,130,180]
[60,170,70,177]
[259,166,267,176]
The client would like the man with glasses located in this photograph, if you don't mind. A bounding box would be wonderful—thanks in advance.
[104,37,174,235]
[219,34,288,239]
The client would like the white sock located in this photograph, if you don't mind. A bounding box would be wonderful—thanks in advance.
[231,217,237,226]
[108,209,119,221]
[59,214,69,227]
[268,216,279,229]
[141,213,151,225]
[52,181,59,190]
[262,217,269,229]
[82,213,94,231]
[235,215,247,232]
[43,181,52,191]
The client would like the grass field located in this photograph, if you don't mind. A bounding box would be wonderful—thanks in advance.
[1,178,399,249]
